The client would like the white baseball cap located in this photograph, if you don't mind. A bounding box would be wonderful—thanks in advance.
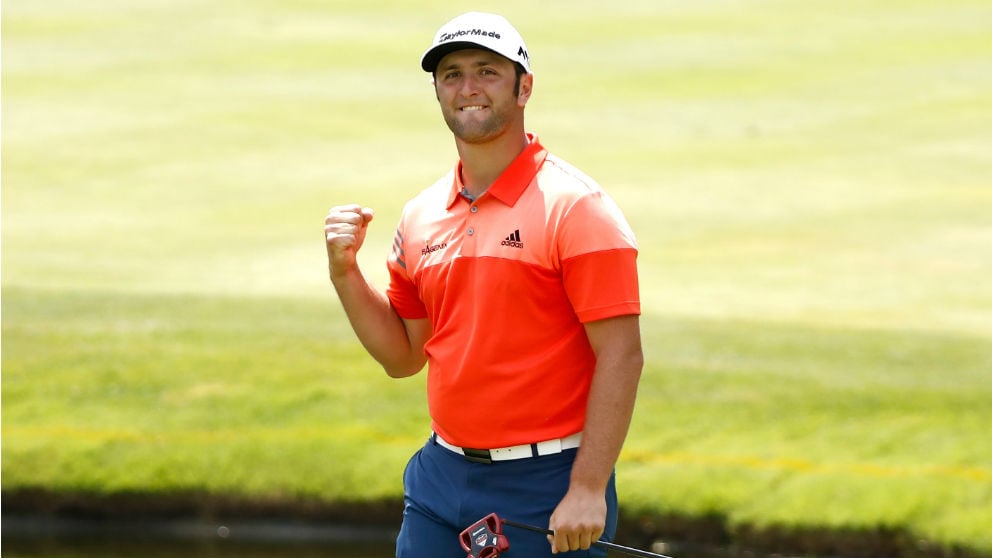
[421,12,531,74]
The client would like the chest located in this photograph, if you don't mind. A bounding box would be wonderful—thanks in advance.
[406,198,559,276]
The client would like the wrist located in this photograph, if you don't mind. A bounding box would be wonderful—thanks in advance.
[568,473,609,496]
[328,262,361,286]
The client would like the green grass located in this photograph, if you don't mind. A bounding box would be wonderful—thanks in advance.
[1,289,425,501]
[627,315,992,546]
[3,0,992,554]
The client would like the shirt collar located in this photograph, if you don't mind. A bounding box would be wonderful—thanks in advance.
[446,133,549,209]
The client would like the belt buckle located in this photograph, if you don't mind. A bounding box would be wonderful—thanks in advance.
[462,447,493,464]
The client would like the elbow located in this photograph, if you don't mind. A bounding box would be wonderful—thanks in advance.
[384,365,419,379]
[625,349,644,382]
[632,344,645,370]
[615,333,644,375]
[632,350,645,375]
[618,340,644,384]
[382,355,427,379]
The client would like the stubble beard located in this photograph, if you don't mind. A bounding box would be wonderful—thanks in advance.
[443,108,509,145]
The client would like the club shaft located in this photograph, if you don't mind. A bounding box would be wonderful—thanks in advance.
[502,520,673,558]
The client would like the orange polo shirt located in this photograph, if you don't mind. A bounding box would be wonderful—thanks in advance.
[386,135,639,448]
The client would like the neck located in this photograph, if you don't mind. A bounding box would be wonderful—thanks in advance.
[456,130,529,199]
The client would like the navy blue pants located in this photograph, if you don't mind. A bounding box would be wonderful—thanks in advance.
[395,435,618,558]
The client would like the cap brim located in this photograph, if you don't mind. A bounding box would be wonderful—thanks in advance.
[421,41,502,73]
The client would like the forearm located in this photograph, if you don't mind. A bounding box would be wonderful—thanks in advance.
[331,266,426,378]
[548,317,642,552]
[570,345,643,492]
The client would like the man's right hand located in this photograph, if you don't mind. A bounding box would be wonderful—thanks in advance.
[324,204,375,279]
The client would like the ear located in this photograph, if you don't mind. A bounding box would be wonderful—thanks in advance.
[517,73,534,108]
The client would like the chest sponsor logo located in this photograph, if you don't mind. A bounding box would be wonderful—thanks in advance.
[501,229,523,249]
[422,240,448,255]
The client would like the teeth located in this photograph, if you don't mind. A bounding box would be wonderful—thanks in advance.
[461,106,485,112]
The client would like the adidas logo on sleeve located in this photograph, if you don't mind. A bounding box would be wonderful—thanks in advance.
[501,229,523,249]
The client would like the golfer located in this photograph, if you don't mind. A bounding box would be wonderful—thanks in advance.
[324,12,642,557]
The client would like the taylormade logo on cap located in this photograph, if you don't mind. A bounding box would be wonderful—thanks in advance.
[439,28,502,43]
[421,12,531,73]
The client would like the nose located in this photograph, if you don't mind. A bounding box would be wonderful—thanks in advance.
[459,73,481,97]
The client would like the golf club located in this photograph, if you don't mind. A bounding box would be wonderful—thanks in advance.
[460,512,673,558]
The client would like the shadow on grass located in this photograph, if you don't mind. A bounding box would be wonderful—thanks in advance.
[4,489,990,558]
[621,510,991,558]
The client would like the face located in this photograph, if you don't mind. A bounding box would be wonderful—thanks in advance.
[433,49,532,145]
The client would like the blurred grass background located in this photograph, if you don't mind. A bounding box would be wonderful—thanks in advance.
[3,0,991,554]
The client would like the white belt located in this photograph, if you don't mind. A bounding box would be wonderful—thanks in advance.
[433,431,582,463]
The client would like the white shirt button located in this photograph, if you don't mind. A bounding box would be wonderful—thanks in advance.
[467,227,475,236]
[470,206,479,213]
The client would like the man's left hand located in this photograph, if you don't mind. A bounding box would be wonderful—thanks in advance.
[547,485,606,553]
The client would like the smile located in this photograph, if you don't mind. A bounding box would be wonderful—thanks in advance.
[460,105,487,112]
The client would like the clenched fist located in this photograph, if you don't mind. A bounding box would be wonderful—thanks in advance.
[324,204,375,279]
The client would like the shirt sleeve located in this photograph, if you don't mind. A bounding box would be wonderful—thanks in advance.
[385,225,429,320]
[558,191,640,322]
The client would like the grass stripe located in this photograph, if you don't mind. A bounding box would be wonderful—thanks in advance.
[622,448,992,483]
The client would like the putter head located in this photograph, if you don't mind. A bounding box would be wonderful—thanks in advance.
[459,513,510,558]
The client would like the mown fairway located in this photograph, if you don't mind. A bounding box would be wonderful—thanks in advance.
[3,0,991,554]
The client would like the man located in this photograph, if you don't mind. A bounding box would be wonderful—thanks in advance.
[324,12,643,557]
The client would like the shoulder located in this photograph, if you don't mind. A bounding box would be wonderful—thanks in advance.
[399,169,455,224]
[537,153,604,198]
[536,153,636,245]
[535,153,627,222]
[411,169,455,205]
